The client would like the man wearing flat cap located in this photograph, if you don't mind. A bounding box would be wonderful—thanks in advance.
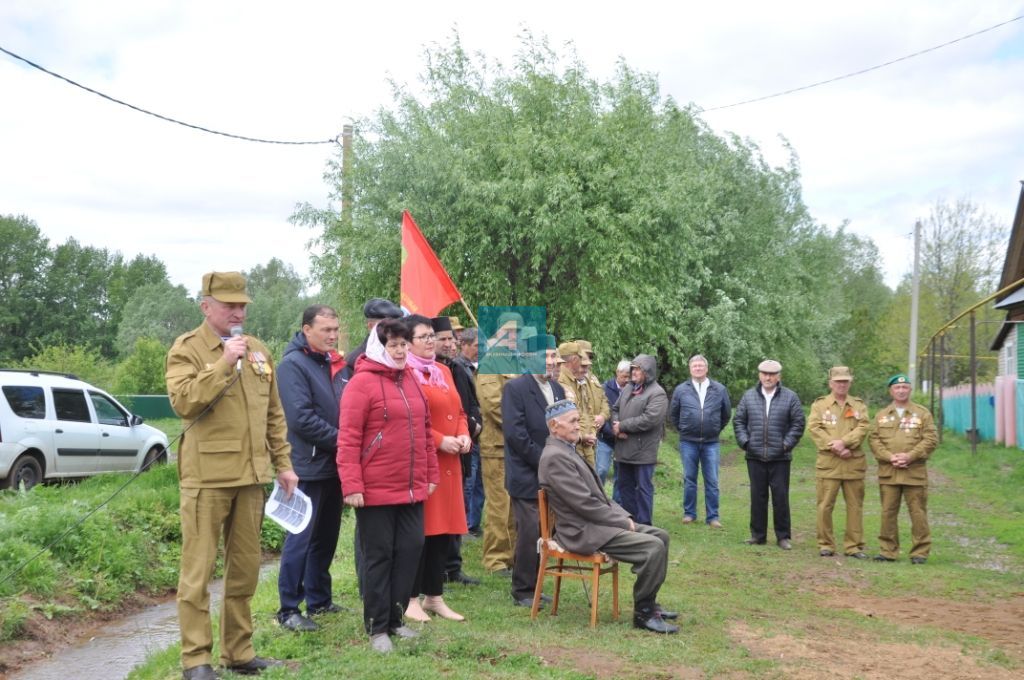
[166,272,298,679]
[808,366,870,558]
[538,400,678,634]
[342,297,404,378]
[733,359,805,550]
[868,374,938,564]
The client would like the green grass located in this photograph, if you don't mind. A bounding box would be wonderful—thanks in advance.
[125,427,1023,679]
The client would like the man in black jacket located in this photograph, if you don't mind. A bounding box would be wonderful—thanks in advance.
[732,359,805,550]
[276,305,348,631]
[501,334,565,607]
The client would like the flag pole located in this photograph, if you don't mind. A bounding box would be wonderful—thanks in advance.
[459,298,478,327]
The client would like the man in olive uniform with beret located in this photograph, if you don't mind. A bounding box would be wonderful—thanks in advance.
[868,374,938,564]
[577,340,611,468]
[807,366,871,558]
[557,341,607,470]
[166,272,298,679]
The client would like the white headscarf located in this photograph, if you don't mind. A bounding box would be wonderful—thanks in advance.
[365,322,402,369]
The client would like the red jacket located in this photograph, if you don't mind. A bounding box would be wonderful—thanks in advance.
[337,355,439,506]
[420,362,470,536]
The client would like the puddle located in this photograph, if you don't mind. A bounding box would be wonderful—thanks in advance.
[11,562,278,680]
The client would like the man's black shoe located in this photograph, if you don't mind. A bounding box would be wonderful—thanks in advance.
[847,552,869,560]
[873,555,896,562]
[744,537,766,545]
[513,596,541,608]
[654,604,678,620]
[910,556,927,565]
[467,526,482,538]
[183,664,219,680]
[278,611,318,632]
[446,571,481,586]
[225,657,284,675]
[777,539,792,551]
[633,611,679,634]
[819,549,835,557]
[309,602,346,616]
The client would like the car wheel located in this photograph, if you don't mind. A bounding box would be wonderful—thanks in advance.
[142,446,167,471]
[4,455,43,491]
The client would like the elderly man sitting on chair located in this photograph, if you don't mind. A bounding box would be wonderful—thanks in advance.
[537,399,678,633]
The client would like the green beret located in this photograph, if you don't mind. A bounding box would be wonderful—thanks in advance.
[888,374,910,386]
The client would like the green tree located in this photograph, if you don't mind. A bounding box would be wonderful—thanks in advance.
[295,34,879,399]
[17,343,114,390]
[244,258,312,352]
[0,215,51,362]
[113,337,168,394]
[115,282,202,353]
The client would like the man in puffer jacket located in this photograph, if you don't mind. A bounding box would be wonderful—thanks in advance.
[612,354,668,526]
[732,359,805,550]
[275,305,348,631]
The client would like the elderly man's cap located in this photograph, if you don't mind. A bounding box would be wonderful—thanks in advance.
[888,373,911,386]
[757,359,783,374]
[557,341,582,358]
[431,316,454,333]
[545,399,578,421]
[576,339,594,365]
[448,316,464,332]
[829,366,853,381]
[363,298,403,320]
[201,271,252,304]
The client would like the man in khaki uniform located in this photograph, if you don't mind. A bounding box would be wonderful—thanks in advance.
[808,366,870,558]
[477,371,517,573]
[166,272,298,680]
[556,341,607,469]
[868,373,938,564]
[577,340,611,459]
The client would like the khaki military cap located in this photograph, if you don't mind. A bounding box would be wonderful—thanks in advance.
[201,271,251,303]
[448,316,464,332]
[558,341,582,358]
[757,359,782,374]
[576,340,594,365]
[829,366,853,381]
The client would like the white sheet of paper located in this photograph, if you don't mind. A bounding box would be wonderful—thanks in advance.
[264,481,312,534]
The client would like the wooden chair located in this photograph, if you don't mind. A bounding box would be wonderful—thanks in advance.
[531,488,619,627]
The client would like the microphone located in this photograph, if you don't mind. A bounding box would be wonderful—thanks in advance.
[230,326,244,372]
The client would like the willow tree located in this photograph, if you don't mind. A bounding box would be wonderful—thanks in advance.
[295,34,869,397]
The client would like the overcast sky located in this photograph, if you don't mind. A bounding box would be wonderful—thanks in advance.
[2,1,1022,296]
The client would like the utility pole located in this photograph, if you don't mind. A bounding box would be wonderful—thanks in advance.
[908,220,921,388]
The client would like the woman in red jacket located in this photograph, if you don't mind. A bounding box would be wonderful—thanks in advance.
[402,314,472,623]
[337,318,439,653]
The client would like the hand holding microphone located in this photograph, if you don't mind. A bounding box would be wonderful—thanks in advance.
[225,325,247,372]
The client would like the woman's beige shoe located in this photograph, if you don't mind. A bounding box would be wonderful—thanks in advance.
[422,595,465,621]
[405,597,431,622]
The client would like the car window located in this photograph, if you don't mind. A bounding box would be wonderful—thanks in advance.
[2,385,46,419]
[89,392,129,427]
[53,388,92,423]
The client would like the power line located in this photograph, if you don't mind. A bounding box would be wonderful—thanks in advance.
[0,43,340,146]
[702,14,1024,113]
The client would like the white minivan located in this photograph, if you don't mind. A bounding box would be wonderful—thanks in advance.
[0,369,170,490]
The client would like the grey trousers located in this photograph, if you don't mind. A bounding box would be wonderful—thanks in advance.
[600,524,669,612]
[510,496,540,600]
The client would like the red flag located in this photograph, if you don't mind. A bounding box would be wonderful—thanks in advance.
[400,210,461,316]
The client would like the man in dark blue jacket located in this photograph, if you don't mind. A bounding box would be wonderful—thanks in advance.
[669,355,731,528]
[501,334,565,607]
[275,305,348,631]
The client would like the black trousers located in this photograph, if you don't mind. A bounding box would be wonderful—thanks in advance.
[600,524,669,612]
[413,534,450,597]
[355,503,424,635]
[445,534,463,578]
[510,496,540,600]
[746,459,792,542]
[277,478,342,615]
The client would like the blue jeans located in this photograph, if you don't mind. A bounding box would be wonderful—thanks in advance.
[463,444,484,530]
[278,478,342,616]
[615,462,655,525]
[679,440,721,523]
[596,440,614,484]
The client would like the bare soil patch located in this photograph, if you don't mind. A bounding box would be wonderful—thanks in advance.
[535,644,702,680]
[730,620,1019,680]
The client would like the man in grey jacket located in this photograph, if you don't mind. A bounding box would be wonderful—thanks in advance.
[732,359,805,550]
[612,354,668,526]
[538,400,678,634]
